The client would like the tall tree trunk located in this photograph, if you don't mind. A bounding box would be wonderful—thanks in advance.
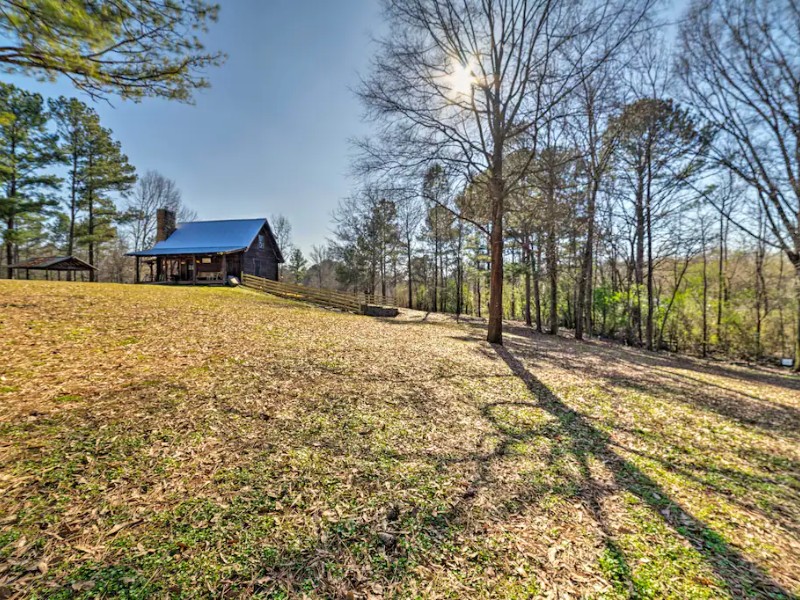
[4,216,13,279]
[380,236,387,298]
[456,220,463,317]
[546,181,558,335]
[588,230,597,335]
[88,186,96,283]
[754,236,768,360]
[67,151,78,281]
[487,165,505,344]
[755,266,762,360]
[432,231,439,313]
[716,211,727,350]
[5,154,17,279]
[546,228,558,334]
[794,264,800,372]
[533,242,543,333]
[634,173,645,345]
[510,257,516,321]
[475,260,482,318]
[576,178,598,341]
[701,236,708,358]
[406,231,413,309]
[524,241,532,327]
[440,250,446,313]
[645,141,655,351]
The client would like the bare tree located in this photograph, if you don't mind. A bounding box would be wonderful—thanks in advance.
[678,0,800,369]
[270,214,292,257]
[358,0,653,344]
[309,244,329,287]
[125,171,194,252]
[709,173,740,351]
[270,213,292,278]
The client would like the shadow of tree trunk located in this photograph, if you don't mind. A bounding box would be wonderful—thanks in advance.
[491,343,794,599]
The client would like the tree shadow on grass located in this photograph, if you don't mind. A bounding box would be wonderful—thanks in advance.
[613,347,800,393]
[485,321,800,439]
[491,343,795,600]
[608,440,800,539]
[492,319,800,393]
[607,372,800,438]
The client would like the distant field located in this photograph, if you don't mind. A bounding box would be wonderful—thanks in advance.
[1,281,798,599]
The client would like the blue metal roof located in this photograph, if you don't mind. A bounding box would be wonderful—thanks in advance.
[127,218,274,258]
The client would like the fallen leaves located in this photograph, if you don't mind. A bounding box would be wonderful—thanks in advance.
[0,281,798,599]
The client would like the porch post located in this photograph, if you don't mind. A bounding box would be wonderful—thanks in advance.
[135,256,140,284]
[221,254,227,284]
[192,255,197,285]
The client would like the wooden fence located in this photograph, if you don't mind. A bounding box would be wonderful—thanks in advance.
[241,274,397,314]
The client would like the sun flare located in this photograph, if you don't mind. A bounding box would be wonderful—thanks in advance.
[443,57,477,99]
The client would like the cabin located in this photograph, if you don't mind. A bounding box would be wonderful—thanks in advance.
[127,209,284,284]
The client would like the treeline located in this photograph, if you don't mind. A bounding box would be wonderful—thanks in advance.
[0,83,193,282]
[325,166,796,362]
[321,0,800,367]
[0,0,219,282]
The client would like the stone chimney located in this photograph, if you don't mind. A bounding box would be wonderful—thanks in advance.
[156,208,176,242]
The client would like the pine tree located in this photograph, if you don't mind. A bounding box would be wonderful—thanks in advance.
[49,96,91,264]
[0,83,59,278]
[287,248,308,284]
[0,1,223,102]
[609,98,704,349]
[78,115,135,281]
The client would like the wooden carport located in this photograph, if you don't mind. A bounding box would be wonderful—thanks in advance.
[8,256,97,280]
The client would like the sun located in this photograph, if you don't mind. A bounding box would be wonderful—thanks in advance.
[443,57,478,100]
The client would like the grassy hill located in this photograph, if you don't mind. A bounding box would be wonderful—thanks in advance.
[1,281,798,599]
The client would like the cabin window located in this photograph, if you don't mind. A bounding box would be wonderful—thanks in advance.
[201,257,212,264]
[258,234,265,250]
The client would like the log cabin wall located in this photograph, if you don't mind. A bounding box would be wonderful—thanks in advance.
[242,223,280,280]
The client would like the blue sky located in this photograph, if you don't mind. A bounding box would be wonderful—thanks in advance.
[7,1,689,255]
[8,0,385,254]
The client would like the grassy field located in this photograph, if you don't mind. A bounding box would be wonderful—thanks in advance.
[1,280,798,599]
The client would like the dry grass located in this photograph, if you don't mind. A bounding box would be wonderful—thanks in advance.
[0,280,798,599]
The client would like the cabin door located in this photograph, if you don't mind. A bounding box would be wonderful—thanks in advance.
[180,260,193,281]
[227,254,241,277]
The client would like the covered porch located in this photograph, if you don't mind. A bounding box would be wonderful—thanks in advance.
[134,252,242,284]
[8,255,97,280]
